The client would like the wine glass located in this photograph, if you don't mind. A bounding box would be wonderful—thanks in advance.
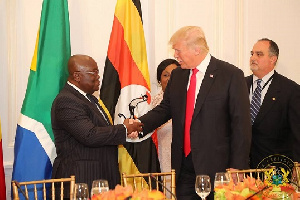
[195,175,211,200]
[75,183,89,200]
[214,172,230,188]
[90,179,109,197]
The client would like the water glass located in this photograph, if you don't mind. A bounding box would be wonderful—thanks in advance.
[75,183,89,200]
[195,175,211,200]
[214,172,230,188]
[91,179,109,197]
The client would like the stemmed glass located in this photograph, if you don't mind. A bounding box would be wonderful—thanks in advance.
[214,172,230,188]
[74,183,89,200]
[195,175,211,200]
[90,179,109,197]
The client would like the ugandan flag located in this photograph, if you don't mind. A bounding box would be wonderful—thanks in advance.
[100,0,160,187]
[11,0,70,198]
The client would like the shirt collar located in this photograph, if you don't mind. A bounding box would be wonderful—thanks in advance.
[194,53,211,74]
[67,81,88,97]
[253,69,275,84]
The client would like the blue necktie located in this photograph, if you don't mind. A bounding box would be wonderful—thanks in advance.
[250,79,262,124]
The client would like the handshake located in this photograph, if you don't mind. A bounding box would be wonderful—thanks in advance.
[123,118,144,139]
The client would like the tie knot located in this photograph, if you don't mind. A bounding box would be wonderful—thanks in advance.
[192,68,199,75]
[257,79,262,86]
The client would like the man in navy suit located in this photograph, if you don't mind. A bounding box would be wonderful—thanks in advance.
[51,54,143,198]
[246,38,300,168]
[139,26,252,200]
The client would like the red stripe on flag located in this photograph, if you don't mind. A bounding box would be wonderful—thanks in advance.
[151,129,158,155]
[107,16,149,90]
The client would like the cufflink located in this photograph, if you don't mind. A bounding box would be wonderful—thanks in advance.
[138,132,144,138]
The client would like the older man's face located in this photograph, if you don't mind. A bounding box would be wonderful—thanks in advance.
[250,41,276,78]
[173,40,197,69]
[77,62,100,94]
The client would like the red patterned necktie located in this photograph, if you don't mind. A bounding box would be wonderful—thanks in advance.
[184,68,198,157]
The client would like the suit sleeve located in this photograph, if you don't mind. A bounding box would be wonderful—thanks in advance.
[289,83,300,162]
[139,74,174,135]
[52,95,126,147]
[228,68,252,169]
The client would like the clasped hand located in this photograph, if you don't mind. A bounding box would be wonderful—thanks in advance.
[123,118,144,139]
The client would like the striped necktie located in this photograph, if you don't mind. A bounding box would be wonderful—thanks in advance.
[86,94,110,125]
[250,79,262,124]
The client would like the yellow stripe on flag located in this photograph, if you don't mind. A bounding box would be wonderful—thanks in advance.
[30,29,40,72]
[115,0,150,89]
[99,99,113,125]
[118,145,148,190]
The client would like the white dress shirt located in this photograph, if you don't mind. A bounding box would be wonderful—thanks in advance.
[187,53,211,107]
[249,70,274,103]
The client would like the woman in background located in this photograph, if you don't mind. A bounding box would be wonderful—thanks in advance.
[151,59,180,173]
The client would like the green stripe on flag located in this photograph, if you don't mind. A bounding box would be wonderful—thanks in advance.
[21,0,70,142]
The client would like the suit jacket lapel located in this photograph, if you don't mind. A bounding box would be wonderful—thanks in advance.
[246,75,253,92]
[91,96,111,125]
[65,84,110,125]
[192,56,218,121]
[180,69,190,126]
[255,72,280,123]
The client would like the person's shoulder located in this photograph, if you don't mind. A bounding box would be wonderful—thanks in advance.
[212,56,240,70]
[211,56,243,75]
[274,73,300,96]
[55,84,70,97]
[172,66,185,73]
[169,66,187,78]
[275,72,300,88]
[245,74,252,81]
[54,84,79,102]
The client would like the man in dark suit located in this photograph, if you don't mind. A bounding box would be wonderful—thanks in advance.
[246,38,300,169]
[138,26,252,200]
[51,54,143,197]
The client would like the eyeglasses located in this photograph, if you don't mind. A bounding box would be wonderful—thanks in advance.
[85,71,99,76]
[75,70,99,76]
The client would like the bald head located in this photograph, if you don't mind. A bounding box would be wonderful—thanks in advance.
[68,55,97,75]
[67,54,100,94]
